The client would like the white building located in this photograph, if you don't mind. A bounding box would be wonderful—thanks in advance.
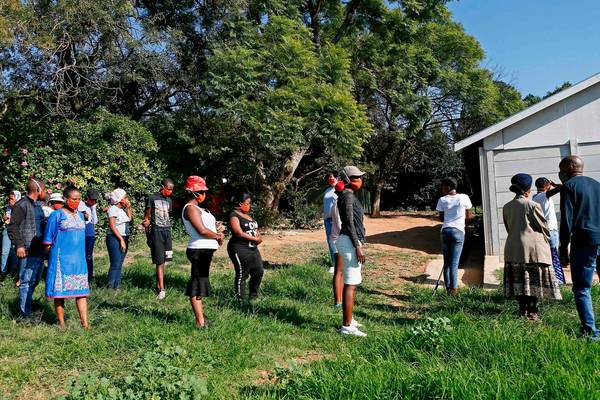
[455,73,600,280]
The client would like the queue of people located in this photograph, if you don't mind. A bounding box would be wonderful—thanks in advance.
[1,157,598,341]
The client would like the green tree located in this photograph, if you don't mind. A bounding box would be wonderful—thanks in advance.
[206,16,371,211]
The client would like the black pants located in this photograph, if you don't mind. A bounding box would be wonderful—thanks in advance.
[185,248,214,297]
[228,244,264,300]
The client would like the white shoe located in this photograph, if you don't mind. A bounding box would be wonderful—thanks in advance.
[157,290,166,300]
[339,325,367,337]
[328,267,335,274]
[351,318,363,328]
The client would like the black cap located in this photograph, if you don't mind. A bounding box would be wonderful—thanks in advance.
[86,189,100,200]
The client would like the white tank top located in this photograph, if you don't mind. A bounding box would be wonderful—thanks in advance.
[182,204,218,250]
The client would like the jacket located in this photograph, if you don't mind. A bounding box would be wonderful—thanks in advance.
[502,195,552,265]
[7,195,44,255]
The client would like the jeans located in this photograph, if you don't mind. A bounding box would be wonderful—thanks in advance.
[1,228,17,274]
[548,230,559,249]
[107,234,128,289]
[570,245,600,336]
[18,255,44,317]
[324,218,336,267]
[441,227,465,290]
[85,235,96,281]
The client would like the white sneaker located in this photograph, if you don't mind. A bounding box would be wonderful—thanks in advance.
[351,318,363,328]
[328,267,335,274]
[339,325,367,337]
[157,290,166,300]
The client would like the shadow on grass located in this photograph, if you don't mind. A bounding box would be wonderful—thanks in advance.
[93,269,190,292]
[4,297,56,325]
[263,261,295,270]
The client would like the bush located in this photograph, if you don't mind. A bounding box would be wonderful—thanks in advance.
[62,344,208,400]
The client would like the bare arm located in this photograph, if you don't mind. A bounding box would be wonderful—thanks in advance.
[108,217,123,241]
[229,215,261,243]
[142,207,151,229]
[186,206,220,239]
[438,212,444,222]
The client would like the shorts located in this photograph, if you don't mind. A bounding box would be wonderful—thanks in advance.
[148,228,173,265]
[185,248,214,297]
[336,234,362,285]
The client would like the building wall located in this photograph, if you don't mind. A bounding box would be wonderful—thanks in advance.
[479,81,600,256]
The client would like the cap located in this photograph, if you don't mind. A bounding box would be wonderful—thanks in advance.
[343,166,366,178]
[184,176,208,192]
[86,189,100,200]
[48,193,65,203]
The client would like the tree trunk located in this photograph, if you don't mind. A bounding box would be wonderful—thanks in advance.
[265,146,308,212]
[371,182,384,218]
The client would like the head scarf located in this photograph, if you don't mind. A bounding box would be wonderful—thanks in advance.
[106,188,127,205]
[184,176,208,192]
[510,173,532,195]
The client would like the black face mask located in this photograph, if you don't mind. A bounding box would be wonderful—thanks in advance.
[559,171,570,183]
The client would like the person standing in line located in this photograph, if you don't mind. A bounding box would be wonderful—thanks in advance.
[43,186,89,329]
[78,189,100,283]
[330,180,346,308]
[337,166,367,337]
[142,179,175,300]
[558,156,600,341]
[503,173,562,321]
[42,193,65,218]
[532,177,565,284]
[227,192,264,302]
[7,179,47,319]
[435,177,473,296]
[1,191,21,278]
[182,176,223,328]
[105,188,132,289]
[323,172,338,274]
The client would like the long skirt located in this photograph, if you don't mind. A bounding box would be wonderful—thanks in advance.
[504,262,562,300]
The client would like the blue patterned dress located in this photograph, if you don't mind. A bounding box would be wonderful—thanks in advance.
[43,209,90,298]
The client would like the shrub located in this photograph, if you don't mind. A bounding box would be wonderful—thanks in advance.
[62,344,208,400]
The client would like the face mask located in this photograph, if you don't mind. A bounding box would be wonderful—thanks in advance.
[161,188,173,197]
[328,177,337,186]
[240,203,251,213]
[53,203,64,210]
[350,180,362,191]
[66,199,80,210]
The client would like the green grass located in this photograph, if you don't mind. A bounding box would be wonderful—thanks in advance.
[0,238,599,399]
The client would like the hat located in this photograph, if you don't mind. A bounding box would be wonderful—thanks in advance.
[48,193,65,203]
[342,166,366,179]
[106,188,127,205]
[510,173,533,194]
[334,181,346,192]
[86,189,100,200]
[184,176,208,192]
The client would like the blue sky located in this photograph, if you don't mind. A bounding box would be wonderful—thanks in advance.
[448,0,600,97]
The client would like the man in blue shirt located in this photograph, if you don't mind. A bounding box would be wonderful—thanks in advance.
[559,155,600,341]
[322,172,338,274]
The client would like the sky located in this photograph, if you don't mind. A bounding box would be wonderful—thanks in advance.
[448,0,600,97]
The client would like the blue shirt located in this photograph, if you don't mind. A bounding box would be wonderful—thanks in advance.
[323,187,337,220]
[560,175,600,257]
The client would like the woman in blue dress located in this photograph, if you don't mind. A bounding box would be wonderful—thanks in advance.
[43,186,90,329]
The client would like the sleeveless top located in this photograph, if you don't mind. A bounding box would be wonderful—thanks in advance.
[228,211,259,248]
[182,204,218,250]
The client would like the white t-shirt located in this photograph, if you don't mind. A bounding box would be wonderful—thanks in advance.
[107,205,131,236]
[436,194,472,233]
[532,192,558,231]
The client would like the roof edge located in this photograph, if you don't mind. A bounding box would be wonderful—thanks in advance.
[454,72,600,151]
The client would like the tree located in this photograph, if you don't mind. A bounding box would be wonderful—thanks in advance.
[205,16,371,211]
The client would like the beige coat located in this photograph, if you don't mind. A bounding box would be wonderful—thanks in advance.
[502,195,552,265]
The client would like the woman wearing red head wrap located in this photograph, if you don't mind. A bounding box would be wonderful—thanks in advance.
[182,176,224,328]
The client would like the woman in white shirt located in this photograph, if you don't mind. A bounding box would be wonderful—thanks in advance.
[105,188,132,289]
[435,177,473,295]
[182,176,224,328]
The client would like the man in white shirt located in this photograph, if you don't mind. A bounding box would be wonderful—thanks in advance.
[78,189,99,283]
[532,177,564,284]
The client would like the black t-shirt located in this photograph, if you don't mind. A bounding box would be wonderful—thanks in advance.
[146,192,173,229]
[228,211,259,248]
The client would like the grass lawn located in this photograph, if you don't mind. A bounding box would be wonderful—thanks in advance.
[0,237,599,399]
